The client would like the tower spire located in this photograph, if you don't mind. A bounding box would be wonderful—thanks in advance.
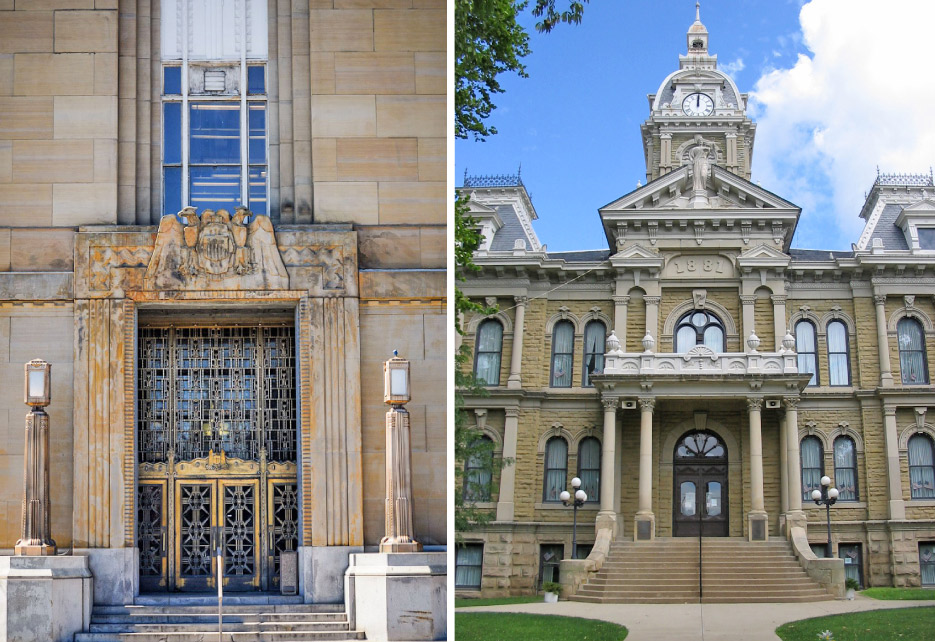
[687,1,709,54]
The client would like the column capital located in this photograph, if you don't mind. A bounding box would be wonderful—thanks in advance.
[770,295,787,305]
[782,396,800,411]
[883,404,897,417]
[504,407,520,418]
[601,396,619,412]
[612,295,631,305]
[746,397,763,412]
[638,397,656,413]
[643,296,661,306]
[740,294,758,305]
[514,295,528,307]
[874,294,887,306]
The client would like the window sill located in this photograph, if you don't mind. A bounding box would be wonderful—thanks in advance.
[535,502,600,511]
[465,501,496,509]
[908,499,935,506]
[802,386,854,394]
[804,501,866,509]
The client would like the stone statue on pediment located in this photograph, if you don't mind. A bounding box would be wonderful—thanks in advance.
[690,145,710,192]
[145,206,289,290]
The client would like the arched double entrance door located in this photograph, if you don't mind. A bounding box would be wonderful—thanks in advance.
[673,430,729,537]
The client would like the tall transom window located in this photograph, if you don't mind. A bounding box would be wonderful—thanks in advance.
[161,0,269,216]
[675,309,724,352]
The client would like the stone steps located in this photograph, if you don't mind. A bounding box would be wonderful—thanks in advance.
[570,537,835,604]
[74,602,366,642]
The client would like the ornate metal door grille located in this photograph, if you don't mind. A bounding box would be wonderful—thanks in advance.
[138,326,296,464]
[137,324,297,592]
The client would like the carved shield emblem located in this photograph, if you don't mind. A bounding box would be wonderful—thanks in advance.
[197,218,236,275]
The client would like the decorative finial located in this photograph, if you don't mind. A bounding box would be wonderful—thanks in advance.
[696,1,701,22]
[393,349,398,357]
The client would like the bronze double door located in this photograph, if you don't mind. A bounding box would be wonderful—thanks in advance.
[138,476,298,592]
[673,462,729,537]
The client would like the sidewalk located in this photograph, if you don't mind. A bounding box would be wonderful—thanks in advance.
[457,595,935,640]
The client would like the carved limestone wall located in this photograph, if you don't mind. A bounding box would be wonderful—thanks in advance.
[72,212,363,550]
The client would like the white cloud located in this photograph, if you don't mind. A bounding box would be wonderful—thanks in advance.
[721,57,745,76]
[750,0,935,249]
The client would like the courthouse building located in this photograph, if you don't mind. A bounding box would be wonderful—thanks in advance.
[457,10,935,600]
[0,0,445,613]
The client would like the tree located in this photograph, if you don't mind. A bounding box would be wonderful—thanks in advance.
[454,0,590,535]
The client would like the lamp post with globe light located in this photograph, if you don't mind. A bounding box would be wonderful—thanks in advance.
[560,477,587,560]
[811,475,839,558]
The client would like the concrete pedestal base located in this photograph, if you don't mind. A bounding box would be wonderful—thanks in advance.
[73,547,138,605]
[345,552,446,641]
[299,545,363,604]
[0,555,92,642]
[748,512,769,541]
[634,513,655,541]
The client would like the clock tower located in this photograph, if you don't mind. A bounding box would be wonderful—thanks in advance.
[640,3,755,183]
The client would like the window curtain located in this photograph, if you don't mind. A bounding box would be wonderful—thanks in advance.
[676,326,696,353]
[898,318,928,384]
[703,326,724,351]
[921,544,935,586]
[465,437,493,502]
[909,435,935,499]
[551,322,574,387]
[455,545,483,588]
[834,437,857,501]
[801,437,823,500]
[796,321,818,386]
[583,322,606,387]
[474,321,502,386]
[827,321,849,386]
[578,438,600,502]
[544,438,568,501]
[839,544,861,588]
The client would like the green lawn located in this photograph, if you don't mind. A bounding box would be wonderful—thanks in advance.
[456,612,628,641]
[861,587,935,600]
[455,595,544,608]
[776,606,935,640]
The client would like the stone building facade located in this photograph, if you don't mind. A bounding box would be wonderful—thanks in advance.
[0,0,445,607]
[457,12,935,597]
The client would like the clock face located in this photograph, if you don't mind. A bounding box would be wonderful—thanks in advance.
[682,93,714,117]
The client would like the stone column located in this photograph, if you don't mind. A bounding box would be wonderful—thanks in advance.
[612,295,630,351]
[747,397,768,541]
[644,297,660,341]
[771,295,787,351]
[660,133,672,174]
[779,410,789,515]
[874,294,894,386]
[784,397,806,531]
[741,294,757,351]
[496,407,520,522]
[596,397,618,535]
[883,405,906,520]
[635,397,655,540]
[507,296,527,389]
[380,406,421,553]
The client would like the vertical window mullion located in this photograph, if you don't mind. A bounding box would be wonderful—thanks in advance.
[181,0,190,208]
[240,0,248,205]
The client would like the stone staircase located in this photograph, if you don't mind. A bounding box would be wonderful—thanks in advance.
[73,596,366,642]
[571,537,836,603]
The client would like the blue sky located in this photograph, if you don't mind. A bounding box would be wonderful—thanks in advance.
[455,1,935,252]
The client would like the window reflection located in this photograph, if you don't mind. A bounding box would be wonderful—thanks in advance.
[706,481,721,517]
[680,481,696,516]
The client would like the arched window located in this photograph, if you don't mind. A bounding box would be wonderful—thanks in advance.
[543,437,568,502]
[577,437,601,503]
[796,321,819,386]
[464,435,494,502]
[582,321,606,387]
[473,320,503,386]
[675,309,724,352]
[550,321,574,387]
[898,317,929,385]
[801,436,824,501]
[827,321,850,386]
[909,434,935,499]
[833,436,858,501]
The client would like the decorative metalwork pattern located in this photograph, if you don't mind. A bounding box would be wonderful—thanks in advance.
[137,485,164,577]
[223,485,256,576]
[270,483,298,580]
[263,328,296,462]
[137,326,296,465]
[874,169,934,187]
[179,484,213,577]
[138,329,171,463]
[462,167,523,188]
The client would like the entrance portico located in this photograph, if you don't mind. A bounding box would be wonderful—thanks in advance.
[592,337,810,543]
